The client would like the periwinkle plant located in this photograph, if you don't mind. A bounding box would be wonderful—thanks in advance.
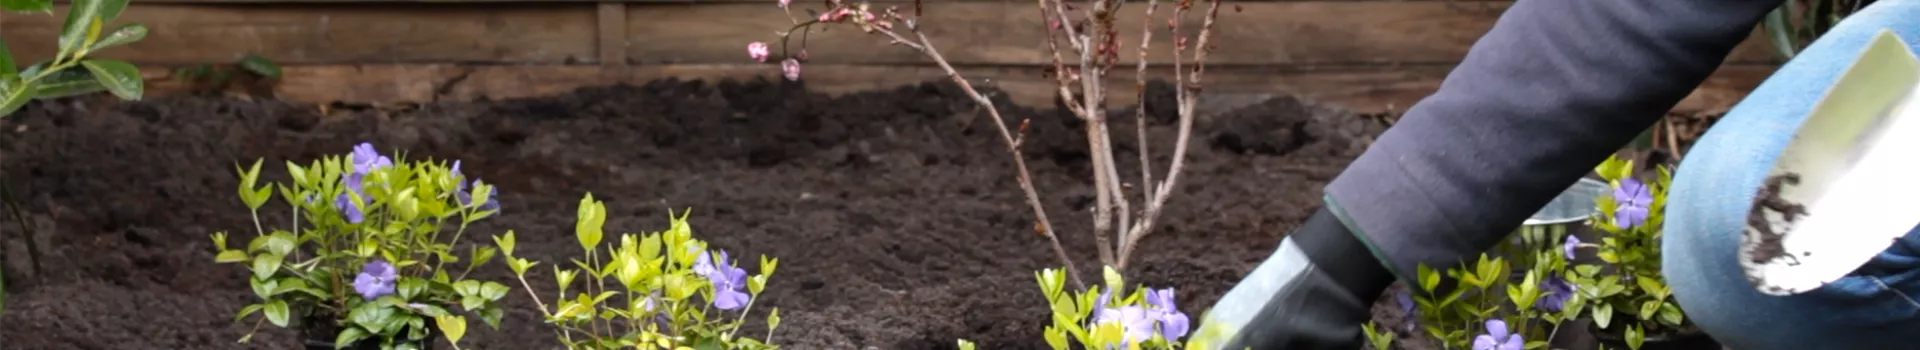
[211,142,510,349]
[496,194,781,349]
[1560,156,1685,350]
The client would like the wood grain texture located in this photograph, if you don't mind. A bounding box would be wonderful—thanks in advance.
[125,63,1773,114]
[629,1,1783,66]
[0,2,1783,66]
[0,3,600,65]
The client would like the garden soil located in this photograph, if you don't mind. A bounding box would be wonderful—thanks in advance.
[0,78,1424,349]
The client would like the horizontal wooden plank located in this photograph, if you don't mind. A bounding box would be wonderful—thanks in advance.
[121,63,1773,115]
[1,2,1782,66]
[0,3,601,65]
[629,2,1783,66]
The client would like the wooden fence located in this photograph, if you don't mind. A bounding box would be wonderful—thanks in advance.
[0,0,1780,113]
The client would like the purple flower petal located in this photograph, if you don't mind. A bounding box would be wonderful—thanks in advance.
[1473,335,1499,350]
[712,288,751,310]
[1485,319,1510,340]
[1564,235,1582,259]
[352,260,397,300]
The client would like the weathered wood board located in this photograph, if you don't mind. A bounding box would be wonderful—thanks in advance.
[2,2,1784,66]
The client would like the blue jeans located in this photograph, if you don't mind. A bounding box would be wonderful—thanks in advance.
[1665,1,1920,349]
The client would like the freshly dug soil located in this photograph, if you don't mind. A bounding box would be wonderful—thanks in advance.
[0,77,1406,349]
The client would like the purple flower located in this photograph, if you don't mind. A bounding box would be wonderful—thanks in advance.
[351,142,394,174]
[1473,319,1524,350]
[335,173,369,224]
[1095,305,1157,346]
[1396,290,1419,331]
[451,161,502,214]
[1564,235,1582,259]
[1145,288,1190,341]
[699,250,752,310]
[1091,290,1114,322]
[1613,178,1653,229]
[1537,276,1574,312]
[353,259,398,300]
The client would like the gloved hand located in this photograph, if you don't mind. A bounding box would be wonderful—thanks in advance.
[1199,206,1399,350]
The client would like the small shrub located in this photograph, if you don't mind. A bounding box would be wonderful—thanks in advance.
[211,142,508,349]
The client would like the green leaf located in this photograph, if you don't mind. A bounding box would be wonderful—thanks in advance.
[215,250,250,263]
[263,300,291,327]
[575,194,605,253]
[334,327,371,349]
[80,59,142,100]
[0,0,52,12]
[31,67,107,99]
[238,54,282,79]
[232,303,264,323]
[88,23,147,53]
[349,302,397,332]
[399,277,428,300]
[1417,264,1441,292]
[1657,302,1685,326]
[1592,303,1613,329]
[251,253,283,280]
[479,281,510,300]
[57,0,108,57]
[435,314,468,345]
[493,231,518,257]
[0,39,16,78]
[0,75,31,118]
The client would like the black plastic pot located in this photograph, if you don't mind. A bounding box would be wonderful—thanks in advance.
[1589,322,1722,350]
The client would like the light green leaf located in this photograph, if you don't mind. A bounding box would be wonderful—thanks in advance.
[435,314,468,345]
[479,281,510,300]
[80,59,141,100]
[264,300,291,327]
[215,250,250,263]
[251,253,283,280]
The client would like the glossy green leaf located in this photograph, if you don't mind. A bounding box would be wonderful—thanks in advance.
[251,253,283,280]
[31,68,108,99]
[57,0,108,57]
[80,59,141,100]
[334,327,371,349]
[88,23,147,53]
[0,75,31,117]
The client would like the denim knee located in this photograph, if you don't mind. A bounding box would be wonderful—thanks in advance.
[1663,0,1920,349]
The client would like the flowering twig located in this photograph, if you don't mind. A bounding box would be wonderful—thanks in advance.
[753,0,1226,287]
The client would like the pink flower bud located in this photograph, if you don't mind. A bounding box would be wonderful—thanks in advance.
[778,0,790,8]
[781,59,802,81]
[747,42,771,62]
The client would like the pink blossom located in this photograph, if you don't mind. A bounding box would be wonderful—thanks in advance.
[781,59,802,81]
[778,0,790,8]
[747,42,770,62]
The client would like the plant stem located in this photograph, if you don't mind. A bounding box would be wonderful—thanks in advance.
[1116,0,1219,269]
[0,181,41,279]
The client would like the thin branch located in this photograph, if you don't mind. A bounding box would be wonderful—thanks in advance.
[874,23,1087,290]
[1118,0,1219,269]
[1135,0,1162,214]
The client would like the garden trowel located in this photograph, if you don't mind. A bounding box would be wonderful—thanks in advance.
[1738,30,1920,296]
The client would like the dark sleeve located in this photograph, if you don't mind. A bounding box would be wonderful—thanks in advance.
[1321,0,1785,279]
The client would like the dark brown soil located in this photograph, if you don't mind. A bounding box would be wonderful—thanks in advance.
[0,77,1403,349]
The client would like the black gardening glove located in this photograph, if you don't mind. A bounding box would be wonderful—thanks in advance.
[1211,207,1398,350]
